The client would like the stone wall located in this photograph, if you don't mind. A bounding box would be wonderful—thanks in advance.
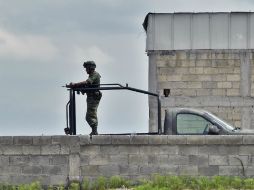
[0,135,254,185]
[148,50,254,132]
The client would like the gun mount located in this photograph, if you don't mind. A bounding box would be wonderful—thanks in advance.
[64,83,162,135]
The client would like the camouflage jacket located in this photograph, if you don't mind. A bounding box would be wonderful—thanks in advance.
[86,71,101,96]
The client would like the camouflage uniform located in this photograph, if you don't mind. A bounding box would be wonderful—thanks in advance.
[85,71,102,133]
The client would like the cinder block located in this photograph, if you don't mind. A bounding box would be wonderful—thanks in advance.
[33,136,52,145]
[22,166,42,175]
[89,154,109,165]
[60,145,70,154]
[187,82,202,89]
[0,136,13,144]
[178,166,198,175]
[2,145,23,155]
[243,135,254,144]
[42,165,68,175]
[81,165,99,176]
[148,135,167,144]
[227,74,240,81]
[204,68,219,74]
[189,68,204,74]
[165,75,182,82]
[168,155,189,165]
[211,75,227,82]
[79,135,91,145]
[119,165,139,175]
[239,145,254,155]
[80,155,89,166]
[158,166,178,175]
[50,155,68,165]
[148,154,169,165]
[22,145,40,155]
[0,166,21,174]
[98,165,120,177]
[129,154,149,165]
[80,145,100,155]
[118,145,140,154]
[52,135,80,145]
[10,175,48,185]
[49,175,67,185]
[228,155,250,166]
[29,156,50,165]
[199,75,212,81]
[9,155,30,165]
[217,82,232,88]
[100,145,119,155]
[179,145,198,155]
[112,135,131,144]
[109,155,128,165]
[209,155,229,165]
[196,59,212,67]
[227,89,240,96]
[168,136,187,144]
[186,136,206,145]
[0,156,9,166]
[41,145,61,155]
[196,89,212,96]
[139,145,178,155]
[199,145,220,155]
[223,136,243,145]
[206,136,225,144]
[219,166,240,176]
[130,135,149,144]
[189,155,209,166]
[90,135,112,144]
[202,82,217,89]
[0,175,10,183]
[69,144,80,154]
[159,145,179,155]
[218,145,239,155]
[140,165,159,175]
[245,166,254,177]
[219,68,235,74]
[198,166,219,176]
[181,75,199,82]
[13,136,33,145]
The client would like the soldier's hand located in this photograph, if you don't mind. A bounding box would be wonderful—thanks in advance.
[66,82,74,88]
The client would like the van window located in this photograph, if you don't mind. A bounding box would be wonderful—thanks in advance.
[177,114,212,134]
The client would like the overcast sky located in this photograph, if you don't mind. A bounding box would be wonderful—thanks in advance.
[1,0,254,136]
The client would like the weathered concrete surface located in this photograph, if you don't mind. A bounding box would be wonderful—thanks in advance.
[148,50,254,132]
[0,135,254,185]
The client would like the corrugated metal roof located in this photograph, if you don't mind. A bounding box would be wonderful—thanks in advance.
[143,12,254,50]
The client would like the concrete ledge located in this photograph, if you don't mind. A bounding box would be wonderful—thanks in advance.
[1,135,253,146]
[0,134,254,185]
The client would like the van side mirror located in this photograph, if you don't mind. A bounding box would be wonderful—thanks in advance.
[208,124,220,135]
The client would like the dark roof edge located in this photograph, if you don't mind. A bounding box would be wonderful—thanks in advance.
[142,11,254,32]
[142,12,152,32]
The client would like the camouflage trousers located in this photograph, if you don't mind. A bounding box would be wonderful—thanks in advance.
[86,95,101,128]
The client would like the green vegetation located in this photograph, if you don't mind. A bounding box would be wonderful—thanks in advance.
[0,175,254,190]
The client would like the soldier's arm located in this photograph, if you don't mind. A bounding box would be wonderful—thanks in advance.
[67,81,87,88]
[86,74,97,85]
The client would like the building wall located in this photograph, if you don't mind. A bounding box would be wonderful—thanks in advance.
[0,135,254,185]
[145,12,254,51]
[148,50,254,132]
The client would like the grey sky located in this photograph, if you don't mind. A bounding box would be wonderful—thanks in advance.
[1,0,254,135]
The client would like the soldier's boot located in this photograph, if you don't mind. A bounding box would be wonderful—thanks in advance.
[90,127,98,135]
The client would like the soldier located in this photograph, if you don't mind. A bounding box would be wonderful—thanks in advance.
[67,61,102,135]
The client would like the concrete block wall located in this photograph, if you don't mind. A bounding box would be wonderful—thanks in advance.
[148,50,254,132]
[0,135,254,185]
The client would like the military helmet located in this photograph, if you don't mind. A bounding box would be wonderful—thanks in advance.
[83,61,96,69]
